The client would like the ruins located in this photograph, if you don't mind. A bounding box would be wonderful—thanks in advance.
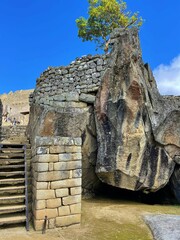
[0,28,180,231]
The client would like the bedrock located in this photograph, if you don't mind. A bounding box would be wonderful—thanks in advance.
[95,28,180,193]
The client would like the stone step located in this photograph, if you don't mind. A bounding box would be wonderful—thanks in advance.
[0,215,26,226]
[0,178,25,185]
[0,205,26,214]
[0,171,25,177]
[0,194,25,200]
[0,186,25,192]
[0,153,24,158]
[0,148,24,153]
[0,195,25,205]
[0,159,25,165]
[0,164,24,169]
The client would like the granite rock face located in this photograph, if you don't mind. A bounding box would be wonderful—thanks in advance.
[28,27,180,201]
[95,28,180,193]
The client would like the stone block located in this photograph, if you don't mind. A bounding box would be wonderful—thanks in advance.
[34,163,48,172]
[35,200,46,210]
[54,161,82,171]
[48,218,56,229]
[51,178,82,189]
[35,154,59,163]
[34,208,58,220]
[74,138,82,146]
[58,206,70,216]
[70,203,81,214]
[36,147,49,155]
[54,137,74,146]
[49,146,65,154]
[55,188,69,198]
[33,219,44,231]
[49,162,54,171]
[53,94,66,101]
[65,146,81,153]
[46,198,61,208]
[35,136,54,147]
[72,153,82,160]
[37,171,70,181]
[56,214,81,227]
[36,189,55,200]
[59,153,72,161]
[79,93,95,104]
[72,169,82,178]
[65,92,79,102]
[35,182,48,190]
[59,153,82,161]
[67,102,87,108]
[62,195,81,205]
[70,187,82,196]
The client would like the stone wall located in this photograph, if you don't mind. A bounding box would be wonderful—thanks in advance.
[28,27,180,230]
[28,54,106,230]
[0,125,27,142]
[30,55,108,107]
[0,89,33,126]
[32,136,82,230]
[0,90,33,142]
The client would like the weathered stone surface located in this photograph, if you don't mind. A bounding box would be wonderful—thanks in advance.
[55,188,69,198]
[79,93,96,103]
[34,154,59,163]
[46,198,61,208]
[72,169,82,178]
[94,28,179,192]
[54,161,82,171]
[70,203,81,214]
[35,200,46,210]
[49,146,65,154]
[51,178,82,189]
[36,189,55,200]
[34,208,58,220]
[35,181,48,190]
[36,147,49,155]
[58,206,70,216]
[27,25,180,231]
[62,195,81,205]
[34,163,48,172]
[81,106,101,197]
[36,171,70,182]
[33,219,44,231]
[70,187,82,196]
[170,165,180,203]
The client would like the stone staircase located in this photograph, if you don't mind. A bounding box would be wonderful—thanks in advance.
[0,141,31,230]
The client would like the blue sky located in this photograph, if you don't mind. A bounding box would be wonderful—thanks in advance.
[0,0,180,95]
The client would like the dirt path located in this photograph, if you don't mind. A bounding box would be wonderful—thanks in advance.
[0,197,180,240]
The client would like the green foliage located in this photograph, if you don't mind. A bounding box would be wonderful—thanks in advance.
[76,0,143,51]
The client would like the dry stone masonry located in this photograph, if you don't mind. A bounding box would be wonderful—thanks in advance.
[32,136,82,230]
[27,27,180,231]
[0,90,33,143]
[30,55,108,107]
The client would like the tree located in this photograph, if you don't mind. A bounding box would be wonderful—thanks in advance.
[76,0,143,52]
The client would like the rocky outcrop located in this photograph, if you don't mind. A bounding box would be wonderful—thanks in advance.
[28,27,180,203]
[95,28,180,193]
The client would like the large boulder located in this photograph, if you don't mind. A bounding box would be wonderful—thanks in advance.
[94,28,179,193]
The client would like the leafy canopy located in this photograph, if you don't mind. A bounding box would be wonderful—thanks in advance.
[76,0,143,51]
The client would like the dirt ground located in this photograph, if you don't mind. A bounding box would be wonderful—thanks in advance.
[0,197,180,240]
